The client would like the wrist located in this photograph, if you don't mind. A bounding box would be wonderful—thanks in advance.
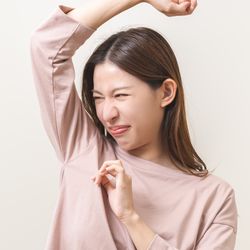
[121,210,156,249]
[121,210,140,227]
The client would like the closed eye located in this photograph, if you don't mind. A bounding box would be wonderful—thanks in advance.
[93,94,129,100]
[93,96,102,100]
[115,94,129,98]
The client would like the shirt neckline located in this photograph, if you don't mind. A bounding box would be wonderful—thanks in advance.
[114,144,192,178]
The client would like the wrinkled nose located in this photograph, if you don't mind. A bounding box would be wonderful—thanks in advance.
[102,100,119,123]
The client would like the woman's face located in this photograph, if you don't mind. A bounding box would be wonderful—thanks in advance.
[93,61,168,152]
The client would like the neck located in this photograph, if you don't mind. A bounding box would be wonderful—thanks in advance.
[128,141,173,168]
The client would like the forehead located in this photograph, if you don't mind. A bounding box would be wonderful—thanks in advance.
[93,61,146,94]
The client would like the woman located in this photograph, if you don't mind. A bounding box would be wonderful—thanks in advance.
[30,0,238,249]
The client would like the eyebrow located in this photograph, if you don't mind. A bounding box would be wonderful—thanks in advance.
[91,86,133,95]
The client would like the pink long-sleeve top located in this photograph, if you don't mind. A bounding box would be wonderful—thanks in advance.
[30,5,238,250]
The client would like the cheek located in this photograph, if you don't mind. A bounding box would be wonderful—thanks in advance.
[133,96,156,117]
[123,100,140,118]
[132,98,160,130]
[95,105,103,121]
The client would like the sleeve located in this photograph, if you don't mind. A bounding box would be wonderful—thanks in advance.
[147,190,238,250]
[30,5,98,163]
[195,190,238,250]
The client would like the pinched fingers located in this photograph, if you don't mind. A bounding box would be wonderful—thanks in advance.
[91,160,124,186]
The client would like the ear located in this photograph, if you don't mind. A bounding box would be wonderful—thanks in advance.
[160,78,177,108]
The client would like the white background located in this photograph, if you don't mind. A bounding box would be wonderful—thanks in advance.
[0,0,249,249]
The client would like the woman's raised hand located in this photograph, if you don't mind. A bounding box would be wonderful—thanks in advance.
[144,0,197,16]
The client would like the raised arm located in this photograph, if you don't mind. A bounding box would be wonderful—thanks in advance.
[30,5,98,163]
[66,0,142,29]
[66,0,197,29]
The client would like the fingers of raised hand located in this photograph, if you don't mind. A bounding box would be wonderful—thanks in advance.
[165,2,190,16]
[152,0,197,17]
[181,0,198,15]
[189,0,198,12]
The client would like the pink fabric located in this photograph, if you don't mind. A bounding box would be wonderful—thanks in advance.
[30,5,238,250]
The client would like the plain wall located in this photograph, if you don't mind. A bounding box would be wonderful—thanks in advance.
[0,0,249,249]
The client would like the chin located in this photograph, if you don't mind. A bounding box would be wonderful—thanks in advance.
[118,141,141,153]
[115,140,132,151]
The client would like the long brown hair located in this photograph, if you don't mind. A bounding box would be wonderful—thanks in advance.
[81,27,209,177]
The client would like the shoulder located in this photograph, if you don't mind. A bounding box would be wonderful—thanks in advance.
[197,173,238,229]
[202,173,235,196]
[189,172,237,213]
